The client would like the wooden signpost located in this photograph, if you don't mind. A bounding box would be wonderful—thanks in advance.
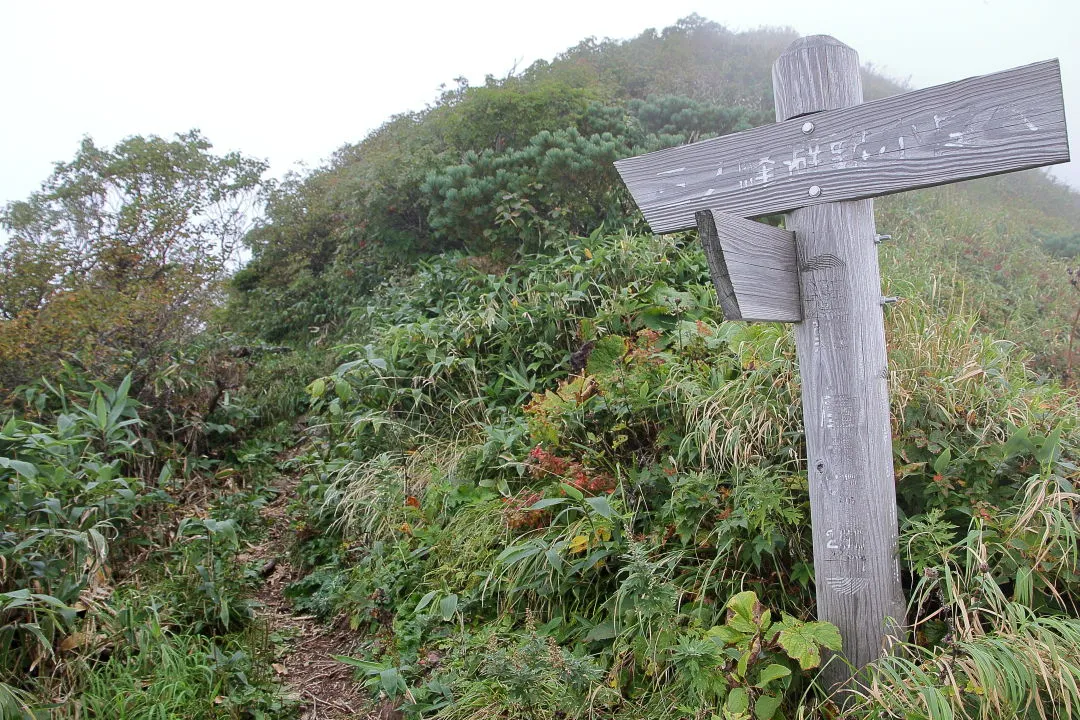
[615,35,1069,683]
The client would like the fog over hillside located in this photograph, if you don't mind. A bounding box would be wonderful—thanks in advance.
[1,0,1078,212]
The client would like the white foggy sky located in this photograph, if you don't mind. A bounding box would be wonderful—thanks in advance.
[2,0,1079,209]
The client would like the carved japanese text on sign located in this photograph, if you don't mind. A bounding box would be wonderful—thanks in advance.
[615,60,1068,233]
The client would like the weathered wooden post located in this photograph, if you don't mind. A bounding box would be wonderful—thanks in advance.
[771,36,905,680]
[613,34,1069,686]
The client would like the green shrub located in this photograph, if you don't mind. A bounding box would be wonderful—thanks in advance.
[285,218,1080,719]
[0,377,184,700]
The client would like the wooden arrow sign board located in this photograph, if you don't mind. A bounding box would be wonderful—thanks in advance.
[616,59,1068,233]
[614,36,1069,689]
[695,210,801,322]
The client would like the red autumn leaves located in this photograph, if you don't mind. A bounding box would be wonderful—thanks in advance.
[501,446,616,531]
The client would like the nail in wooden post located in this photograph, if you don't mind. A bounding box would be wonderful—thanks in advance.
[772,35,906,685]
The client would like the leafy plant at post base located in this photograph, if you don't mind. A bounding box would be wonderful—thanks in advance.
[700,591,842,719]
[854,524,1080,718]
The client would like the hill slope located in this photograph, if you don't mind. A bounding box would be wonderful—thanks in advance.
[231,16,1080,379]
[3,15,1080,720]
[224,17,1080,718]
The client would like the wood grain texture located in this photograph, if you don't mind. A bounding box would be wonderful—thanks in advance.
[617,58,1069,233]
[774,36,906,686]
[772,36,863,120]
[698,211,801,322]
[695,211,743,320]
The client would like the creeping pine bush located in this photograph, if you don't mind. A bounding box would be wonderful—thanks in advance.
[234,82,764,343]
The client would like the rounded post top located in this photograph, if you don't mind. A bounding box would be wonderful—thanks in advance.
[778,34,855,57]
[772,34,863,121]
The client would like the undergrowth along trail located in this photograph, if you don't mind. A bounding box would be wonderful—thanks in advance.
[275,228,1080,719]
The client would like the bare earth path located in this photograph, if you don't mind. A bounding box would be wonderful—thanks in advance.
[245,460,375,720]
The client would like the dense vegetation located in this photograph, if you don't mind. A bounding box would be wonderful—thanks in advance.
[3,14,1080,720]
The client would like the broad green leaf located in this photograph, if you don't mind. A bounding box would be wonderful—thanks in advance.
[706,624,746,645]
[776,617,842,670]
[584,620,617,642]
[366,357,388,371]
[95,396,107,429]
[335,381,354,403]
[755,663,791,688]
[528,497,567,511]
[28,593,69,610]
[641,307,675,331]
[727,590,759,621]
[726,591,767,633]
[116,373,132,403]
[0,457,37,479]
[415,590,439,613]
[333,655,384,671]
[1,589,32,600]
[726,687,749,715]
[1002,428,1036,458]
[560,483,584,501]
[737,646,753,678]
[754,692,783,720]
[1035,428,1063,465]
[380,667,406,697]
[585,496,614,518]
[933,447,952,475]
[439,593,458,621]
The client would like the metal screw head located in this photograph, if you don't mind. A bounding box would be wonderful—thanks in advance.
[802,121,815,134]
[808,185,822,198]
